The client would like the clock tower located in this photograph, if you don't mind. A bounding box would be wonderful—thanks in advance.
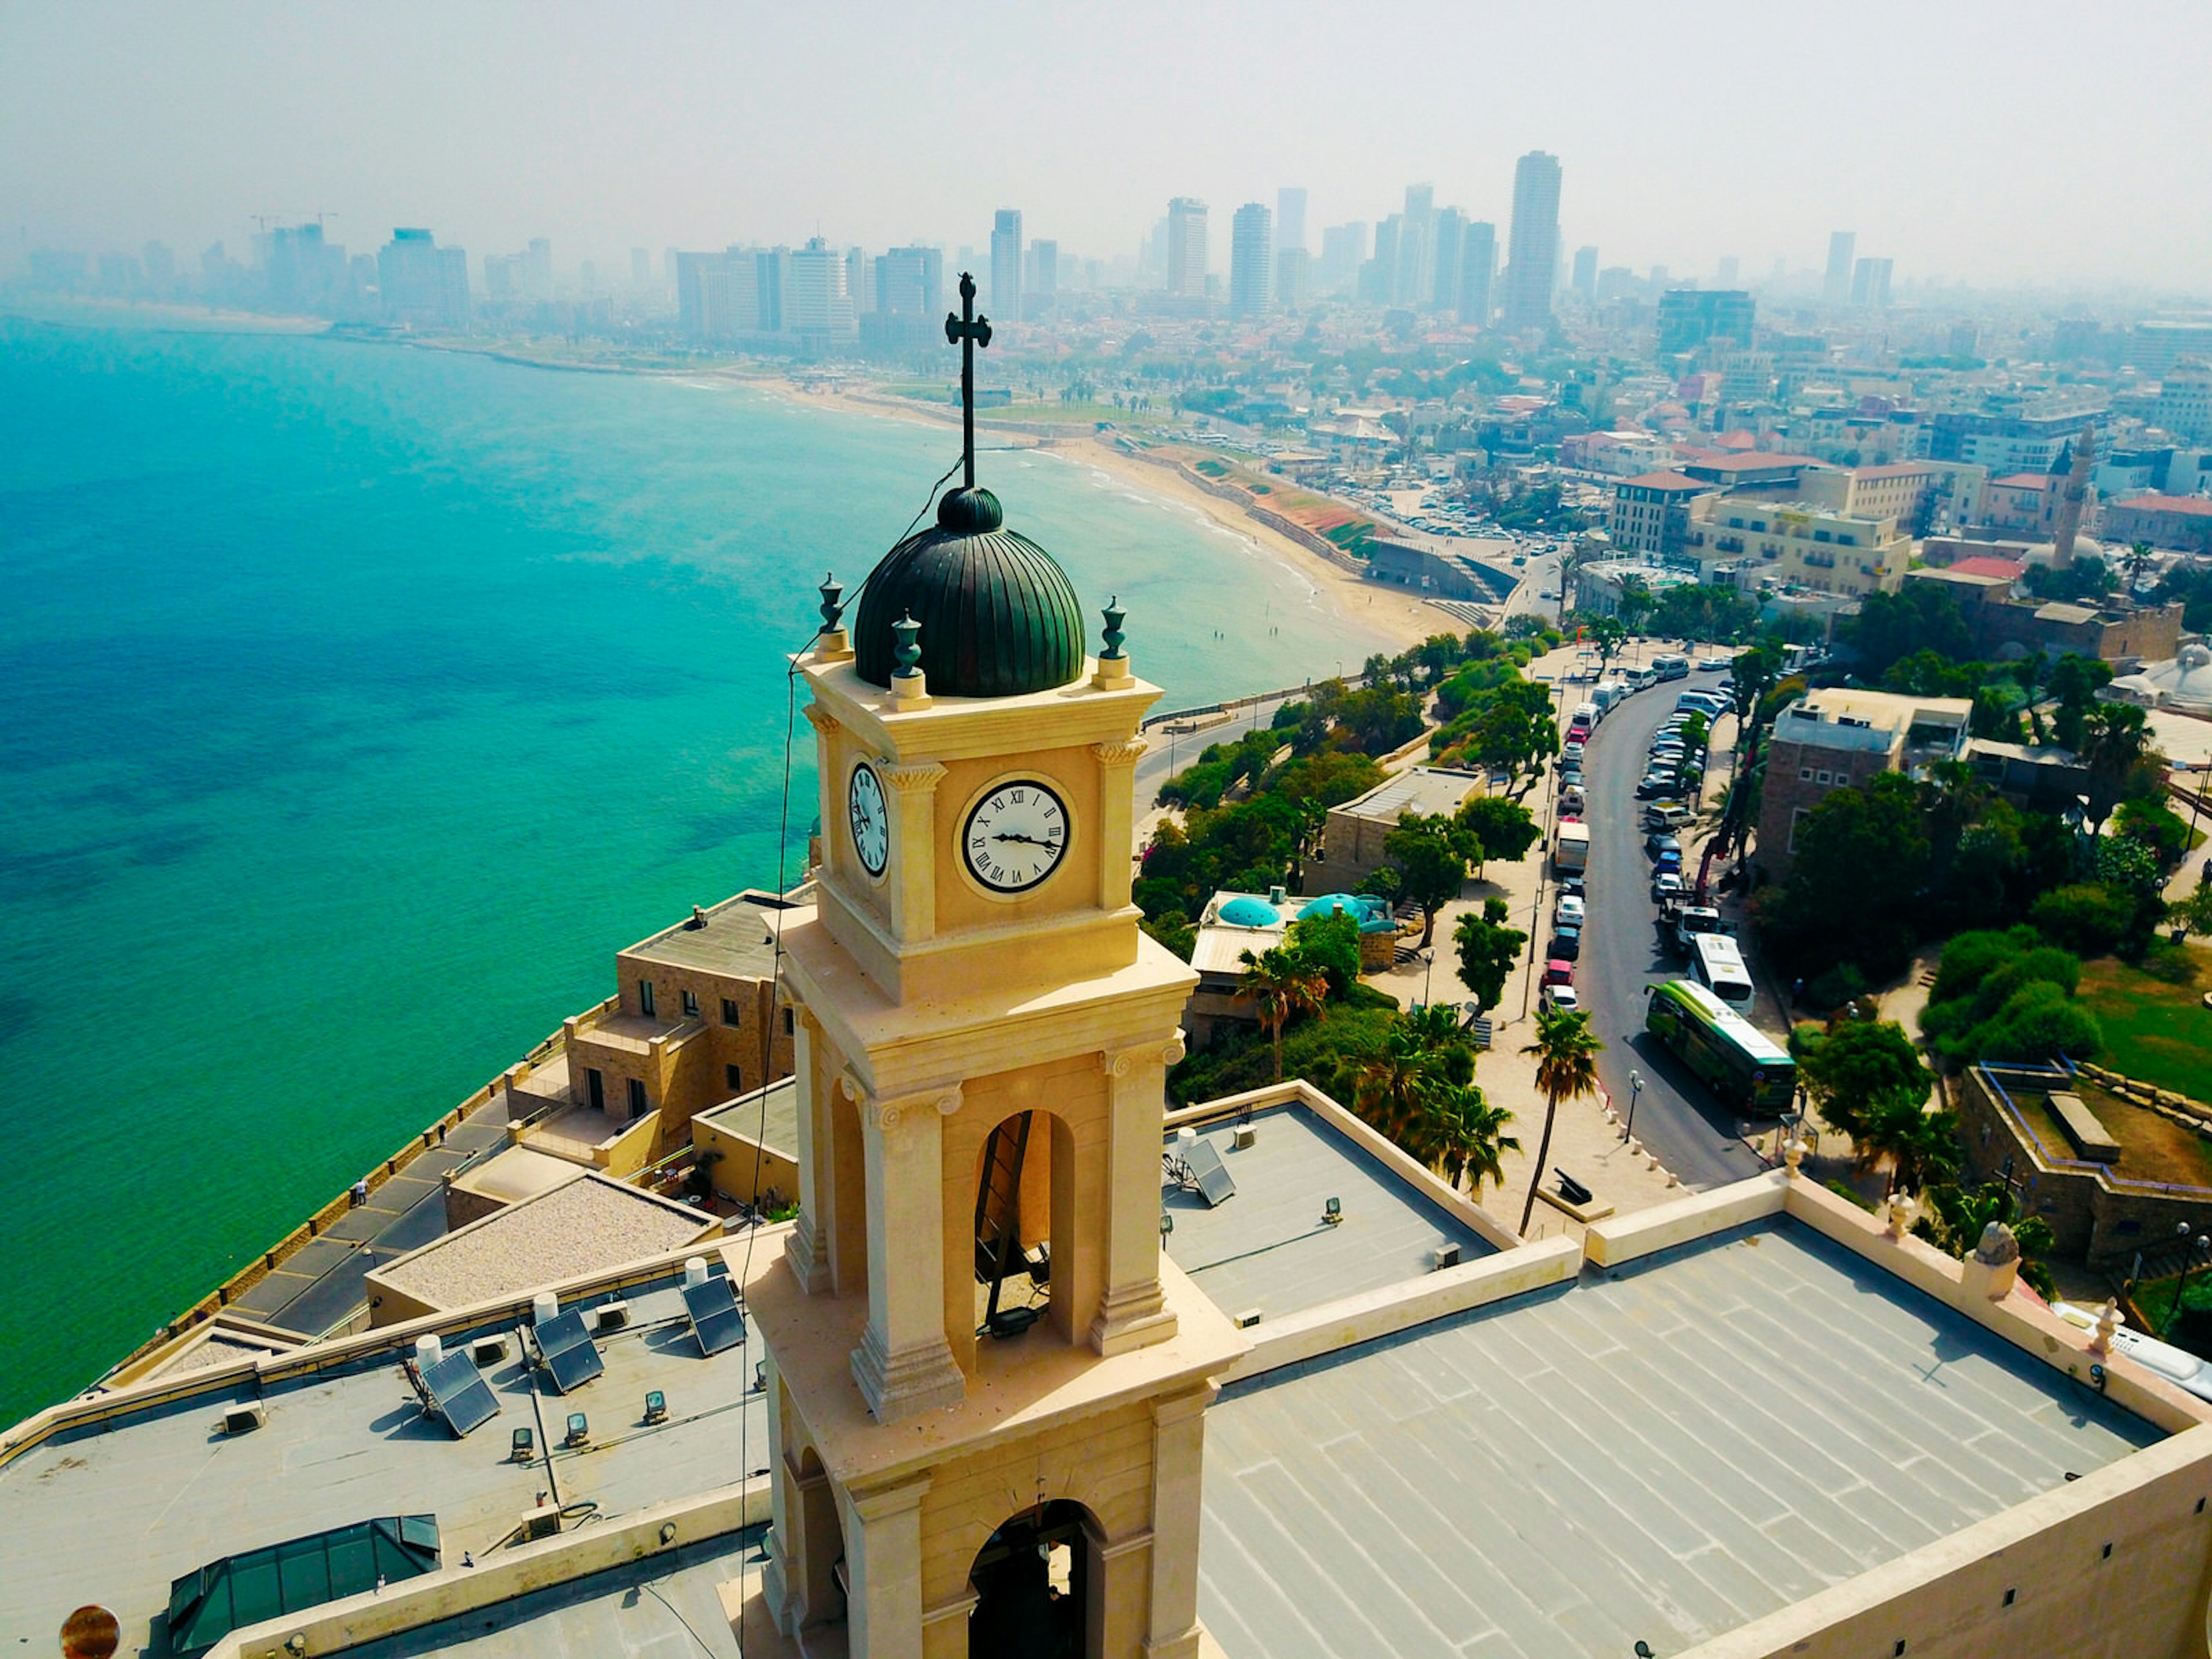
[745,276,1244,1659]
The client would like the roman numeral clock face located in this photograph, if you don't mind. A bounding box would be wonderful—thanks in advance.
[962,781,1069,894]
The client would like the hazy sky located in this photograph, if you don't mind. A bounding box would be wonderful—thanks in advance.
[4,0,2208,294]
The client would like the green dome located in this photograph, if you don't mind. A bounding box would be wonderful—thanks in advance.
[1218,896,1281,928]
[853,487,1086,698]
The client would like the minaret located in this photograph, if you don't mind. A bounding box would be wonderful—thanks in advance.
[743,274,1244,1659]
[2052,422,2096,567]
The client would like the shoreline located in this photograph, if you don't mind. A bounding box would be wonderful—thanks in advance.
[766,374,1445,655]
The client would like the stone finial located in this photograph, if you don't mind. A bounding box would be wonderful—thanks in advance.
[1974,1220,2021,1266]
[1884,1192,1918,1240]
[819,571,846,633]
[2091,1298,2123,1356]
[1782,1135,1807,1176]
[1101,594,1127,660]
[1091,594,1135,690]
[888,612,929,706]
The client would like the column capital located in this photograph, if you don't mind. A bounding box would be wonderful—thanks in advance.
[1091,737,1149,768]
[847,1471,933,1523]
[840,1070,961,1130]
[801,700,838,734]
[878,757,946,794]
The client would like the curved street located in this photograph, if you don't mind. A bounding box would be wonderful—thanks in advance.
[1567,665,1770,1191]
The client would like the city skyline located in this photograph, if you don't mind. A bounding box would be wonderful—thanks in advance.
[3,0,2211,293]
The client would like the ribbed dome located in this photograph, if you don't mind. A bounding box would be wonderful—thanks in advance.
[853,487,1086,697]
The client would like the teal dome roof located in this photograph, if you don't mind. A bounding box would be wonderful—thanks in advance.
[1218,896,1280,928]
[1299,893,1396,933]
[853,487,1086,698]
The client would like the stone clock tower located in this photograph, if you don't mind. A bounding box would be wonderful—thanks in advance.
[745,319,1244,1658]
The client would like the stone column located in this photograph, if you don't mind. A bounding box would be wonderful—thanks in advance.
[1089,1036,1184,1356]
[762,1358,840,1635]
[850,1080,967,1422]
[880,759,945,946]
[843,1474,931,1659]
[801,702,842,881]
[1143,1385,1217,1659]
[1092,739,1147,912]
[784,1002,832,1294]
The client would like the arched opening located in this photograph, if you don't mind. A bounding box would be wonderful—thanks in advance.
[972,1109,1073,1340]
[968,1499,1098,1659]
[786,1444,847,1631]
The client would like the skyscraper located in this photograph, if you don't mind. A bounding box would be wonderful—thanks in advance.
[787,236,857,339]
[990,209,1022,323]
[1850,256,1894,309]
[1166,198,1208,300]
[1716,255,1740,287]
[1458,221,1497,324]
[1823,232,1857,305]
[1430,208,1464,313]
[1229,202,1272,319]
[875,245,944,317]
[1319,222,1366,295]
[1027,238,1057,317]
[1502,151,1562,332]
[1276,187,1308,254]
[1571,245,1599,301]
[377,228,470,329]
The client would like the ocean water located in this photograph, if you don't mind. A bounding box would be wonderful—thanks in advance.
[0,312,1397,1422]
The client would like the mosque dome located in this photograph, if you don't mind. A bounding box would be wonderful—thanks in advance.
[1217,896,1281,929]
[852,487,1086,698]
[1298,893,1398,933]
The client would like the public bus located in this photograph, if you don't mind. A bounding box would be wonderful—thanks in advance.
[1689,933,1755,1009]
[1644,979,1796,1114]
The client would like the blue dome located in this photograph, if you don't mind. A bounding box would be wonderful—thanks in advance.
[1299,893,1397,933]
[1218,896,1280,928]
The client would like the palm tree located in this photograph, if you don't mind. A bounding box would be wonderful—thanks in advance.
[1517,1007,1604,1235]
[1414,1082,1520,1197]
[2078,702,2154,835]
[1353,1027,1445,1142]
[1237,946,1328,1083]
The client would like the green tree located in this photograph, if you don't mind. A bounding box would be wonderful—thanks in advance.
[1455,794,1540,876]
[1237,945,1328,1082]
[2173,884,2212,945]
[2047,654,2115,751]
[2077,701,2154,835]
[1452,897,1527,1014]
[2029,883,2136,956]
[1411,1082,1520,1197]
[1843,585,1973,679]
[1383,813,1469,948]
[1352,1021,1447,1143]
[1758,773,1930,982]
[1585,613,1628,670]
[1797,1020,1950,1194]
[1517,1007,1604,1235]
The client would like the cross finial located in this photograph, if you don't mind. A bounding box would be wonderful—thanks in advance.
[945,271,993,491]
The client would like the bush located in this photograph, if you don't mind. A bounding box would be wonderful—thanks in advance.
[1922,929,2092,1065]
[2030,882,2135,956]
[1960,979,2102,1063]
[1802,963,1869,1013]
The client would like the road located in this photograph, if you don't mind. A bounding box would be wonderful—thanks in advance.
[1569,671,1770,1191]
[1132,690,1313,817]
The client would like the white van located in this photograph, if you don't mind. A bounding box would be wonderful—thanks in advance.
[1652,653,1691,682]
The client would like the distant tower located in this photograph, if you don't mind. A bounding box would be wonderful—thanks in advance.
[1166,198,1209,300]
[1571,245,1599,301]
[1275,186,1308,253]
[1823,232,1857,305]
[990,209,1023,323]
[2052,423,2097,566]
[1457,221,1497,324]
[1229,203,1272,319]
[1502,151,1562,332]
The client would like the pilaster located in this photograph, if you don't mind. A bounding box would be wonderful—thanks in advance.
[850,1078,967,1422]
[785,1003,832,1294]
[880,759,946,945]
[1089,1034,1185,1356]
[1143,1384,1217,1659]
[843,1474,932,1659]
[1090,738,1147,911]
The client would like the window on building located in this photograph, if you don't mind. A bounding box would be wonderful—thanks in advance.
[1800,767,1813,780]
[782,1007,794,1036]
[1817,770,1832,784]
[726,1063,744,1093]
[638,979,656,1018]
[681,989,699,1018]
[628,1077,648,1116]
[587,1068,605,1111]
[1788,805,1812,853]
[722,997,741,1026]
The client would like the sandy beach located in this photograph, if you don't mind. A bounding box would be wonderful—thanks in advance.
[770,374,1445,655]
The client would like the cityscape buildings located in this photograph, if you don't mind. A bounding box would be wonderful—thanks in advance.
[1228,201,1271,319]
[1502,149,1562,331]
[990,206,1022,323]
[1274,185,1306,253]
[1165,196,1207,300]
[1823,230,1857,304]
[375,227,469,329]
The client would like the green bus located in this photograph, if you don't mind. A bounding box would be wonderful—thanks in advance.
[1645,979,1796,1114]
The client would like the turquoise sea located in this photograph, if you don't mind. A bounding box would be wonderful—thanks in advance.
[0,310,1397,1423]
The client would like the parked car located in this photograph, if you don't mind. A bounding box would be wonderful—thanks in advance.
[1558,873,1586,899]
[1651,870,1684,903]
[1555,895,1586,927]
[1645,832,1683,861]
[1541,958,1576,987]
[1540,980,1580,1013]
[1560,786,1586,816]
[1551,926,1582,960]
[1696,656,1732,673]
[1643,803,1695,832]
[1635,772,1672,800]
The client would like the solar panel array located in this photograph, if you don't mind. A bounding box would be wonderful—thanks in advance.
[1186,1137,1237,1207]
[534,1309,605,1394]
[682,1276,747,1358]
[421,1350,500,1438]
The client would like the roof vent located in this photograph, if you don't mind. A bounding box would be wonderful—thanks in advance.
[1433,1243,1462,1271]
[221,1403,266,1435]
[593,1300,631,1333]
[1268,884,1287,906]
[686,905,708,930]
[519,1502,562,1542]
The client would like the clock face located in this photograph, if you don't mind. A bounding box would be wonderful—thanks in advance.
[962,779,1070,895]
[847,762,889,878]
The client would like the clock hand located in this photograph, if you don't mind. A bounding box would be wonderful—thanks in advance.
[991,831,1052,847]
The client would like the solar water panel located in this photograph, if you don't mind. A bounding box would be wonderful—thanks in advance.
[1185,1137,1237,1207]
[533,1309,604,1393]
[421,1350,500,1438]
[681,1277,747,1357]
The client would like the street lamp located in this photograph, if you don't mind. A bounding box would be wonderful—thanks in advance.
[1626,1069,1645,1142]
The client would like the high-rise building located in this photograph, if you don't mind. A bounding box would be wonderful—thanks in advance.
[1851,256,1894,309]
[1395,184,1434,306]
[875,245,944,317]
[1430,209,1464,313]
[1363,215,1402,308]
[1276,187,1308,254]
[787,236,857,339]
[1823,232,1857,305]
[377,228,470,329]
[521,238,552,302]
[990,209,1022,323]
[1458,221,1497,324]
[1571,245,1599,301]
[846,247,874,316]
[631,247,652,290]
[1275,246,1309,312]
[142,240,175,289]
[1655,289,1756,357]
[1502,150,1562,332]
[1716,255,1740,287]
[1229,202,1272,319]
[1319,221,1365,295]
[1166,198,1208,300]
[1027,239,1058,317]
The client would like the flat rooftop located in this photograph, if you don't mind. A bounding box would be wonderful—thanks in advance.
[1338,765,1486,823]
[1198,1218,2161,1659]
[1163,1104,1492,1321]
[370,1172,717,1312]
[699,1078,801,1156]
[626,892,783,978]
[0,1271,768,1650]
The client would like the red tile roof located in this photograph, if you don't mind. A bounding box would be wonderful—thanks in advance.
[1989,472,2052,489]
[1616,471,1707,491]
[1948,556,2025,581]
[2114,493,2212,516]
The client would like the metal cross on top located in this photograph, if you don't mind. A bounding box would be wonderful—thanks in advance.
[945,271,993,490]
